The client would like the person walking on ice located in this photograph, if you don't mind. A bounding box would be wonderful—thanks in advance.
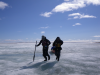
[36,36,51,61]
[53,37,63,61]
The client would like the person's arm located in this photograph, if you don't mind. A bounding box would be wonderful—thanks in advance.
[53,41,56,46]
[60,40,63,45]
[48,39,51,46]
[37,40,42,46]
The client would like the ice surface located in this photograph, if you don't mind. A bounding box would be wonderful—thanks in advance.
[0,43,100,75]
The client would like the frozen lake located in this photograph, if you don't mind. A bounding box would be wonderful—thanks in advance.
[0,42,100,75]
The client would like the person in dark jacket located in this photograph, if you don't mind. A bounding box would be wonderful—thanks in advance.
[53,37,63,61]
[36,36,51,61]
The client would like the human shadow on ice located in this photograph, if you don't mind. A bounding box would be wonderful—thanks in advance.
[20,61,45,70]
[20,61,57,70]
[39,61,57,71]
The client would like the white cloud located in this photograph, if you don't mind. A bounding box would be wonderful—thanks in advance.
[41,31,45,34]
[40,12,52,17]
[5,39,16,42]
[52,1,86,13]
[93,35,100,37]
[64,0,69,1]
[68,13,96,19]
[64,39,100,42]
[41,0,100,17]
[76,23,81,25]
[5,39,23,42]
[80,14,96,18]
[0,1,8,9]
[84,0,100,5]
[73,23,81,26]
[39,26,49,29]
[69,13,81,16]
[73,16,79,19]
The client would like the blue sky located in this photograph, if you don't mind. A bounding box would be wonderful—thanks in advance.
[0,0,100,43]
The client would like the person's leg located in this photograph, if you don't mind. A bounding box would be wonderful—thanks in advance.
[45,47,50,60]
[47,52,50,60]
[55,50,58,60]
[43,48,47,61]
[57,50,61,61]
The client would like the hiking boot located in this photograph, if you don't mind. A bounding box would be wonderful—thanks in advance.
[56,57,57,60]
[48,56,50,60]
[44,59,47,61]
[58,58,59,61]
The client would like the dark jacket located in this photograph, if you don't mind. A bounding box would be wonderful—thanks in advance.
[37,39,51,47]
[53,38,63,50]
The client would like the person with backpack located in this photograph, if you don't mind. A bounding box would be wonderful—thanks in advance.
[53,37,63,61]
[36,36,51,61]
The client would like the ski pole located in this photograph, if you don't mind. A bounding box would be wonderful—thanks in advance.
[33,41,37,62]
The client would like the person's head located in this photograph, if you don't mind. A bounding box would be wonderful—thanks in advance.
[56,37,60,41]
[42,35,46,40]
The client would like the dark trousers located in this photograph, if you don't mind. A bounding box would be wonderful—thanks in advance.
[43,47,50,60]
[55,48,61,61]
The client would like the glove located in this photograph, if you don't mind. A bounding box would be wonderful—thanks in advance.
[51,47,53,50]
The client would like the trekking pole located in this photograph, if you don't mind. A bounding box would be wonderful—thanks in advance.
[33,41,37,62]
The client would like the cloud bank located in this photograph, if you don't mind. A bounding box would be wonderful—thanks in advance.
[40,0,100,17]
[41,31,45,34]
[0,1,8,9]
[40,12,52,17]
[64,0,70,1]
[73,23,81,26]
[68,13,96,19]
[39,26,49,29]
[93,35,100,37]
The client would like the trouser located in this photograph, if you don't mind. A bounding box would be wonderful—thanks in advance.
[55,48,61,61]
[43,47,50,60]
